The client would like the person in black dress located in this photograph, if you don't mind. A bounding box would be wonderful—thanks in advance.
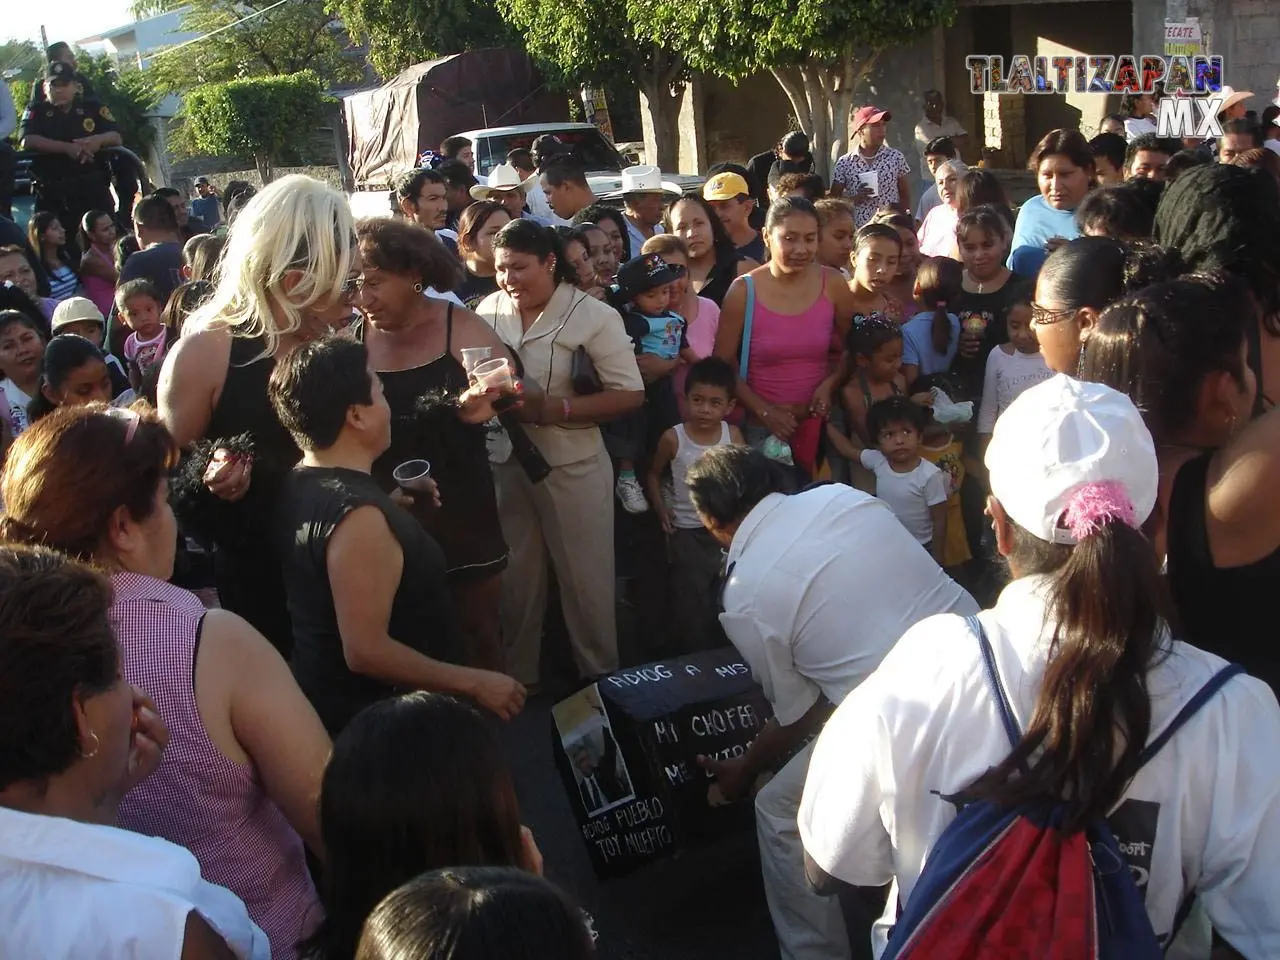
[158,175,362,655]
[268,335,525,735]
[354,217,520,672]
[663,195,758,307]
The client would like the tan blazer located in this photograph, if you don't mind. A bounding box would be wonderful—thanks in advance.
[477,283,643,467]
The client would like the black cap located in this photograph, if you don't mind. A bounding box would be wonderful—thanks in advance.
[46,60,74,82]
[612,253,686,302]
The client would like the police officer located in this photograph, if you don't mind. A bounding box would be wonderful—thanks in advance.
[27,42,98,108]
[20,61,120,249]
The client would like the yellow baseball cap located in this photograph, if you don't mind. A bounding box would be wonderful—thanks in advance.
[702,172,751,202]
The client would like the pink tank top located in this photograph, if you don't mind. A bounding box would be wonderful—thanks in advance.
[80,273,115,319]
[744,273,835,406]
[112,572,321,957]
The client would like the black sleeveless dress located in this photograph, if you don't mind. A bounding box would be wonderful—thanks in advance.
[278,465,462,735]
[203,336,300,654]
[1167,451,1280,695]
[355,308,508,583]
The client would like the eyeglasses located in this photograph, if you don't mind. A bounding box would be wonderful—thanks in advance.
[1029,303,1076,328]
[340,277,363,304]
[105,405,140,444]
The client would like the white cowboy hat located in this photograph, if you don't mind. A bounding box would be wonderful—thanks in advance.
[1217,86,1254,116]
[470,163,538,200]
[618,165,682,196]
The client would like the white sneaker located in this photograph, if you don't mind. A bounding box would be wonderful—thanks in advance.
[616,474,648,513]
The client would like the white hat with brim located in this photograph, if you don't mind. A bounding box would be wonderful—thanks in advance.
[1217,86,1254,116]
[470,163,538,200]
[615,165,682,198]
[985,375,1157,546]
[51,296,105,332]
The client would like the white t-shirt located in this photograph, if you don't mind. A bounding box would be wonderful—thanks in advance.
[1,377,31,436]
[719,485,978,725]
[799,575,1280,960]
[859,450,949,545]
[1124,116,1159,141]
[977,345,1054,434]
[0,805,270,959]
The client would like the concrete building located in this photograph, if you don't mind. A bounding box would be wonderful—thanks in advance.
[664,0,1279,177]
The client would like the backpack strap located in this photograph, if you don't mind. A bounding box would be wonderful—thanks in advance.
[966,614,1022,748]
[739,275,756,382]
[1136,663,1244,769]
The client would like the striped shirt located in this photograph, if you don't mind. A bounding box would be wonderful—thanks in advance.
[112,572,321,957]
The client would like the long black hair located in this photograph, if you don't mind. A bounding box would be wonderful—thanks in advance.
[663,194,736,262]
[1153,163,1280,334]
[27,335,108,423]
[303,694,527,960]
[1037,237,1182,315]
[1081,273,1253,440]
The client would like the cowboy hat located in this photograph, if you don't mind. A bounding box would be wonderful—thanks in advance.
[470,163,538,200]
[1217,86,1254,116]
[618,165,682,196]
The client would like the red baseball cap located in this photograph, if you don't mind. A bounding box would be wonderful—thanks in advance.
[852,106,891,132]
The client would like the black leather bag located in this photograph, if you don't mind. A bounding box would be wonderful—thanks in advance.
[571,345,603,395]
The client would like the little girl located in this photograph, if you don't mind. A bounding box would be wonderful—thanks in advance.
[977,297,1054,451]
[827,316,906,489]
[846,224,904,327]
[26,334,116,423]
[115,279,170,393]
[900,256,963,388]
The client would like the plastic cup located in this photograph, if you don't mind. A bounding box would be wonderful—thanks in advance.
[473,357,515,391]
[392,459,433,492]
[858,171,879,197]
[460,346,492,373]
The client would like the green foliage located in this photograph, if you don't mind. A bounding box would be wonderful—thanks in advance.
[635,0,956,79]
[330,0,516,77]
[496,0,635,85]
[142,0,360,94]
[77,53,163,156]
[179,71,329,181]
[0,40,43,87]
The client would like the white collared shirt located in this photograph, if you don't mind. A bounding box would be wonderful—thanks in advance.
[719,484,978,726]
[800,575,1280,959]
[0,805,270,959]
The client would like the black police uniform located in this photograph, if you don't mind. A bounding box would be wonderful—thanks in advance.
[20,72,117,238]
[27,72,98,108]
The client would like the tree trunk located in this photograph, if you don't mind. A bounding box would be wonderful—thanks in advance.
[638,50,687,172]
[770,51,878,183]
[255,152,274,184]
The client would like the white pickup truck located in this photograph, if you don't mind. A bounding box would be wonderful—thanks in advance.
[349,121,702,220]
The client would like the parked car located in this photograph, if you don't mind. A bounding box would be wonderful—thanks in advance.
[456,122,702,198]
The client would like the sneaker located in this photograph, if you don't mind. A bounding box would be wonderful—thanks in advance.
[616,474,648,513]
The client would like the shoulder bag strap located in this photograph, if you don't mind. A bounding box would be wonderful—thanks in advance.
[739,275,756,382]
[967,614,1022,749]
[1137,662,1244,770]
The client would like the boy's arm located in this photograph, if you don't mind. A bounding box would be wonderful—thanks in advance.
[646,429,679,533]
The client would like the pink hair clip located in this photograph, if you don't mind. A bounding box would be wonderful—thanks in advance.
[1060,480,1137,541]
[105,406,140,445]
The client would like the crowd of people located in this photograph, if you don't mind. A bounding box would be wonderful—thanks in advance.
[2,42,1279,960]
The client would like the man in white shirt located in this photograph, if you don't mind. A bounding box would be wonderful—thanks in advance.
[914,90,967,195]
[686,446,978,960]
[800,376,1280,959]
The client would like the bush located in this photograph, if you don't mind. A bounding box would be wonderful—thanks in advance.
[179,71,328,183]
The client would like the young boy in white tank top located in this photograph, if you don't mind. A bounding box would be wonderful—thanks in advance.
[646,357,745,652]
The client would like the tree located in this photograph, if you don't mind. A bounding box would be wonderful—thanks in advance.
[496,0,686,171]
[636,0,956,179]
[133,0,360,93]
[329,0,516,78]
[0,39,44,92]
[180,71,329,182]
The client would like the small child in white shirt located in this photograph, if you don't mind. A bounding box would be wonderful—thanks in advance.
[858,395,949,564]
[977,299,1053,450]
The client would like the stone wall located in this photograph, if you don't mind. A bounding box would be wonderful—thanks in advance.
[165,165,344,199]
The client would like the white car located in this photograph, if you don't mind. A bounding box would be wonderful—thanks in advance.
[455,121,703,198]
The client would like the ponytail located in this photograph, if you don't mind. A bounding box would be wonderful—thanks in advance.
[967,518,1173,830]
[914,256,963,356]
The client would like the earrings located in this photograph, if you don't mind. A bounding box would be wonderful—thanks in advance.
[413,282,424,293]
[1075,340,1087,377]
[81,728,100,760]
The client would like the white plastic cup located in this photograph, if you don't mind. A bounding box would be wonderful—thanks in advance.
[392,459,433,492]
[460,346,492,373]
[858,171,880,197]
[472,357,515,392]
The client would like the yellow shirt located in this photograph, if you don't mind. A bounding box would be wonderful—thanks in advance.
[920,436,971,568]
[477,283,644,467]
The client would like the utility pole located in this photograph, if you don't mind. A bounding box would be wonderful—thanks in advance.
[39,25,49,52]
